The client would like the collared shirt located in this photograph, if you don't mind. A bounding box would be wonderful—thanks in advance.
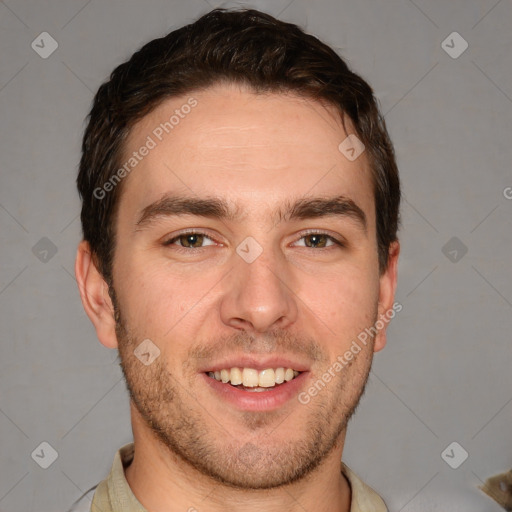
[68,443,388,512]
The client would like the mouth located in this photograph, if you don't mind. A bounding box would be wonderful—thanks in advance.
[206,367,302,392]
[202,363,309,411]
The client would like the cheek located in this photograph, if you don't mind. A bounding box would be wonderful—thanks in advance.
[113,253,219,340]
[113,234,380,350]
[113,250,166,331]
[305,264,380,342]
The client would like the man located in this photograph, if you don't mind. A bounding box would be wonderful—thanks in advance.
[71,7,400,511]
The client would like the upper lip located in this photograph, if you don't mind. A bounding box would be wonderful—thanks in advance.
[200,355,311,373]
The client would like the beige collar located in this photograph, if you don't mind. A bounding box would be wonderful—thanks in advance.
[91,443,388,512]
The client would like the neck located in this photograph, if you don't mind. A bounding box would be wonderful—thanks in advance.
[125,404,351,512]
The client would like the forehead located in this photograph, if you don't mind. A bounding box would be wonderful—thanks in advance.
[118,82,374,227]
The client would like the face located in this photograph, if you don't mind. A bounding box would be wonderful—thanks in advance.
[106,83,397,489]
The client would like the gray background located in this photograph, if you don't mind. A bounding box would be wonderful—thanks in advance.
[0,0,511,510]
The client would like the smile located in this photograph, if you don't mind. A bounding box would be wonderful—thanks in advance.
[207,367,301,391]
[203,367,308,411]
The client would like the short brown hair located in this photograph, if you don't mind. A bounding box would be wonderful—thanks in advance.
[77,8,400,283]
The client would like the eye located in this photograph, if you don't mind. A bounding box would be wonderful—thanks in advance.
[293,231,344,249]
[163,231,217,249]
[162,230,344,252]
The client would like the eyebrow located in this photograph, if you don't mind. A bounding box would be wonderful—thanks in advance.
[136,193,367,233]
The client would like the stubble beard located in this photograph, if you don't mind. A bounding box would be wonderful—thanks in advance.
[113,294,376,490]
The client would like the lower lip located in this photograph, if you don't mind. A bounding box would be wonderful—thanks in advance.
[202,372,309,412]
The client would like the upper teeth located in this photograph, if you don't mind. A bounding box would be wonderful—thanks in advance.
[208,367,300,387]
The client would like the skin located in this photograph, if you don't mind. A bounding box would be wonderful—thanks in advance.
[76,82,399,512]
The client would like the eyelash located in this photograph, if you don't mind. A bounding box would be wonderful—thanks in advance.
[163,229,345,252]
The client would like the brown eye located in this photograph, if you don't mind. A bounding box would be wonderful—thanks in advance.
[177,233,205,248]
[304,234,329,248]
[294,232,343,249]
[164,232,216,249]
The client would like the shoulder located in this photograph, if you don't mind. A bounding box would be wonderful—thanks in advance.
[341,462,388,512]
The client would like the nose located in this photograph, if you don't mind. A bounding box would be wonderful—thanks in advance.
[219,241,299,333]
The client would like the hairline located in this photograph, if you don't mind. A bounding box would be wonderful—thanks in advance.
[101,80,384,281]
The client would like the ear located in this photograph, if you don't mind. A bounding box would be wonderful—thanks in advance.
[373,240,400,353]
[75,240,118,349]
